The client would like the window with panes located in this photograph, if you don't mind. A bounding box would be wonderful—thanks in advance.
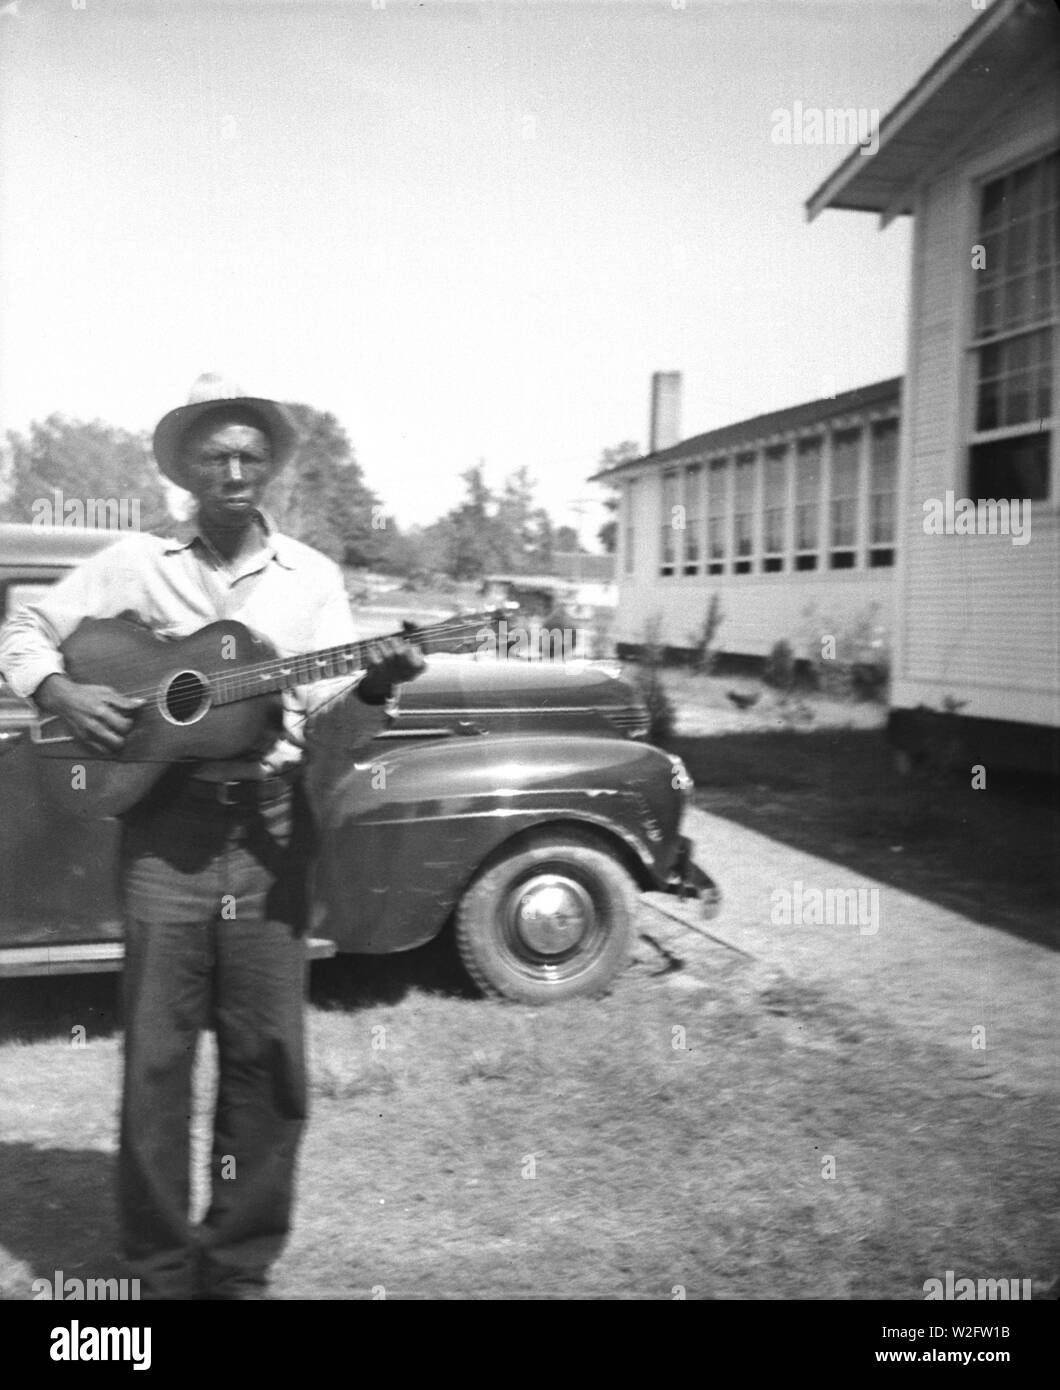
[969,150,1058,501]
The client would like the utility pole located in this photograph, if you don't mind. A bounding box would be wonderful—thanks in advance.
[569,496,594,581]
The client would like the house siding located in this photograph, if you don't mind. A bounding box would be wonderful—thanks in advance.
[614,563,893,661]
[613,394,898,662]
[892,65,1060,727]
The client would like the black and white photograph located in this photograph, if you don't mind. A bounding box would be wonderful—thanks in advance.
[0,0,1057,1347]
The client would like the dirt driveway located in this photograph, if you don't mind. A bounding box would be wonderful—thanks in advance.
[645,806,1059,1097]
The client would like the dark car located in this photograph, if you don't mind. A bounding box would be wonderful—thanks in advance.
[0,522,719,1002]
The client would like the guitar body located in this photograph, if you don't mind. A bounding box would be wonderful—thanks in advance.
[34,618,282,819]
[29,607,490,820]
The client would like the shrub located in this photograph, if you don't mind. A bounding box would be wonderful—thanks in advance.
[641,612,666,667]
[633,614,676,744]
[850,652,891,703]
[812,655,853,700]
[813,604,891,704]
[687,593,724,674]
[587,607,614,660]
[763,639,797,692]
[633,664,676,745]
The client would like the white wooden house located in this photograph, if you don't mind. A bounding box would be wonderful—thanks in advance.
[808,0,1059,770]
[594,376,901,664]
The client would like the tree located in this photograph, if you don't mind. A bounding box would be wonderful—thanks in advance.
[385,464,587,583]
[415,464,560,581]
[0,415,172,531]
[494,466,535,570]
[264,403,384,565]
[398,522,452,579]
[368,519,425,578]
[527,507,555,571]
[0,404,393,568]
[554,525,583,553]
[598,441,642,470]
[595,440,640,554]
[436,463,502,580]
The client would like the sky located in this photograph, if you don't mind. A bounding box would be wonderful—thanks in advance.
[0,0,981,541]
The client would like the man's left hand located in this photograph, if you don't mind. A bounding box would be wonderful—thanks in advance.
[358,636,426,703]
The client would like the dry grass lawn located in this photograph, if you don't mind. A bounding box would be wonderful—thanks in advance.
[2,670,1055,1301]
[1,940,1056,1300]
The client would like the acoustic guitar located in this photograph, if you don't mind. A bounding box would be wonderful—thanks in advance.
[30,611,493,819]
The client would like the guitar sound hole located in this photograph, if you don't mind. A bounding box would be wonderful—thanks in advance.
[162,670,210,725]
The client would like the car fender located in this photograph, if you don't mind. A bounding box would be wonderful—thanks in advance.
[308,733,682,953]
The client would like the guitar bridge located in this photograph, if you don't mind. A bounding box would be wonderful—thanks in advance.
[30,716,75,745]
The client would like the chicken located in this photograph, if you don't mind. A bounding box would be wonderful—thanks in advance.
[726,688,761,711]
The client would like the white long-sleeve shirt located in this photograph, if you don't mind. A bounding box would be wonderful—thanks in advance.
[0,515,383,776]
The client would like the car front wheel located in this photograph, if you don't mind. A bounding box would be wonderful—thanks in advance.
[455,829,638,1003]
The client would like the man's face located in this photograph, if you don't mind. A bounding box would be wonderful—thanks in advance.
[182,417,273,531]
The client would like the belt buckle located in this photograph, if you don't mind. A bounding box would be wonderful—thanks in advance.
[217,781,243,806]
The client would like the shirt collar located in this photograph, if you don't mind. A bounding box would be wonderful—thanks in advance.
[161,509,298,571]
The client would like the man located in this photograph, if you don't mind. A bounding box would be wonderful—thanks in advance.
[0,374,424,1299]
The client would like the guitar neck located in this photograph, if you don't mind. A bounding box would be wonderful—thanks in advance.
[208,615,487,707]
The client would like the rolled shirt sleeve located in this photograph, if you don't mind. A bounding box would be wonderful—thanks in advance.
[0,538,147,702]
[300,579,392,756]
[0,526,396,775]
[279,556,393,770]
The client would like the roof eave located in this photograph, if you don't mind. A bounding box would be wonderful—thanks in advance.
[588,377,901,483]
[804,0,1024,222]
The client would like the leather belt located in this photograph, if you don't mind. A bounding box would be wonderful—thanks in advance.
[185,775,296,807]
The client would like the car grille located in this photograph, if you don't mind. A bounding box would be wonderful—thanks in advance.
[606,704,651,739]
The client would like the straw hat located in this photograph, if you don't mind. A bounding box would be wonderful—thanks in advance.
[152,372,300,487]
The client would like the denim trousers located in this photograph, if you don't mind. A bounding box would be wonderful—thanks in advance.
[117,777,312,1299]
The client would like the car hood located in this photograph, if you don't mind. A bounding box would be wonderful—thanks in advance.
[387,655,649,741]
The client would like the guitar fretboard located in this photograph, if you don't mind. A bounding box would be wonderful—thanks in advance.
[207,615,488,707]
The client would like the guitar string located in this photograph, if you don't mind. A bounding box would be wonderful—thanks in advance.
[53,634,432,764]
[118,617,480,702]
[171,667,385,763]
[42,615,493,762]
[47,612,496,760]
[56,675,393,764]
[209,615,488,696]
[103,615,491,705]
[119,615,487,699]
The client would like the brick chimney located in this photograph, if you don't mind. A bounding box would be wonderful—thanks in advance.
[649,371,682,453]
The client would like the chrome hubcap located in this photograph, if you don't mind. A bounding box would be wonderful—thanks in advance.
[511,874,594,956]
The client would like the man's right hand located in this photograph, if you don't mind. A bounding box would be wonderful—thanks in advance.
[35,674,144,753]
